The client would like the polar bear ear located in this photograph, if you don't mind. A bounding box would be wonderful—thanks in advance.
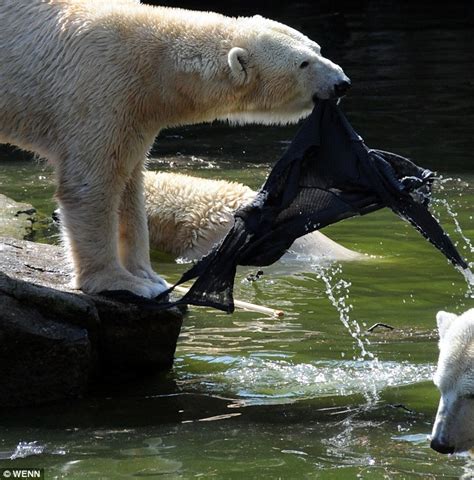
[436,311,458,339]
[228,47,249,84]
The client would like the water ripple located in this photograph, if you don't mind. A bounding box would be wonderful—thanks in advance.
[177,356,435,405]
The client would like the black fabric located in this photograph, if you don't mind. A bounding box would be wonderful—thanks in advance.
[160,100,467,312]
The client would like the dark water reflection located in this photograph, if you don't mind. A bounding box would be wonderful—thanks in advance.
[150,1,474,172]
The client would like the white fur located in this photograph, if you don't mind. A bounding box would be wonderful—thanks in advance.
[431,308,474,453]
[144,171,361,262]
[0,0,348,297]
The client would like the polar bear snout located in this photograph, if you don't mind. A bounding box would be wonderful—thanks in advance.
[430,436,455,455]
[334,78,351,98]
[311,76,351,104]
[310,55,351,101]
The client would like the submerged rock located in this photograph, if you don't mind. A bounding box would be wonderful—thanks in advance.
[0,237,186,407]
[0,194,36,240]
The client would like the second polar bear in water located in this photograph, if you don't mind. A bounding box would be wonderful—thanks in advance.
[0,1,350,298]
[431,308,474,454]
[144,171,362,262]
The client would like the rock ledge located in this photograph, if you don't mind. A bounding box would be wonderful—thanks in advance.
[0,237,185,407]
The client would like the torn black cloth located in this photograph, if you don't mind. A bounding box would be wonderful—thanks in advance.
[161,100,468,312]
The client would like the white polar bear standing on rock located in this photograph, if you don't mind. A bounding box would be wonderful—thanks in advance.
[0,0,350,298]
[431,308,474,454]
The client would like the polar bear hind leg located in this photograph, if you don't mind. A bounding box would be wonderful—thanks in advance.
[118,163,169,290]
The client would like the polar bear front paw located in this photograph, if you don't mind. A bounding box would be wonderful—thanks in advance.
[79,268,168,299]
[126,264,170,290]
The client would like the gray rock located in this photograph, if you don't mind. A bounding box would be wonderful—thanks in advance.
[0,194,36,240]
[0,237,186,407]
[0,294,91,407]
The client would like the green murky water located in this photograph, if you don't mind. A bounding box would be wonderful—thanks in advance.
[1,2,474,479]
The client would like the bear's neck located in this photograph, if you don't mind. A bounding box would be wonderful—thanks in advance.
[121,6,250,130]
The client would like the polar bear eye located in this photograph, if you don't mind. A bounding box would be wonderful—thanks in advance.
[300,61,309,69]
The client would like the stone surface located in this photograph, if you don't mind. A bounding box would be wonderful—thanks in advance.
[0,294,91,407]
[0,194,36,240]
[0,237,186,407]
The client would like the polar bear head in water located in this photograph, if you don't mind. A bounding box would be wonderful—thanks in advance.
[430,308,474,454]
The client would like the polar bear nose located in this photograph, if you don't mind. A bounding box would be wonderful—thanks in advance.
[334,79,351,98]
[430,437,455,454]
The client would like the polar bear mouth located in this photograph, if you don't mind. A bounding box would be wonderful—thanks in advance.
[312,92,333,103]
[312,79,352,103]
[454,441,474,454]
[312,93,332,103]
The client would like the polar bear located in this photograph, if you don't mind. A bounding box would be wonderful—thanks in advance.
[144,171,362,262]
[0,0,350,298]
[430,308,474,454]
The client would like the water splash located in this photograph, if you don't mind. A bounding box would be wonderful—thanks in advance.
[432,197,474,255]
[0,441,67,460]
[459,267,474,299]
[9,441,45,460]
[178,356,434,405]
[312,263,374,361]
[461,457,474,480]
[431,176,474,297]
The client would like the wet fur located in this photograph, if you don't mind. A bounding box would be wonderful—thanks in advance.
[0,0,347,297]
